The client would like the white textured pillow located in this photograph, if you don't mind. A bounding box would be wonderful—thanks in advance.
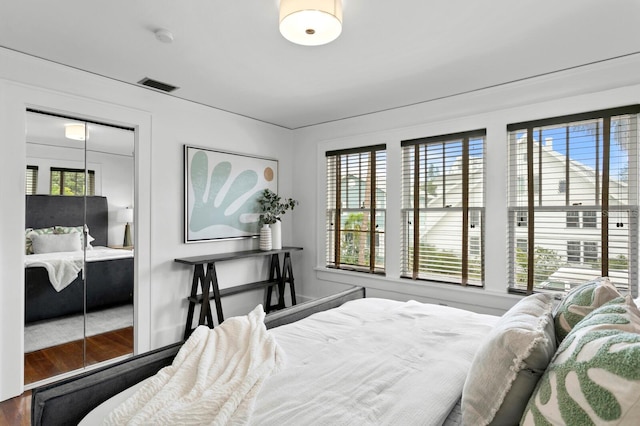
[522,296,640,425]
[462,293,557,426]
[31,233,82,254]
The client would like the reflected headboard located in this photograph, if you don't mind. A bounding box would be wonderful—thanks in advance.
[25,195,109,247]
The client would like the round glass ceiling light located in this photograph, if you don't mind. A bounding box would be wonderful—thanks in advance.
[279,0,343,46]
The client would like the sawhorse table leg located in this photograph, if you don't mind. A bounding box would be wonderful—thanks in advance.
[264,253,282,312]
[281,252,297,306]
[184,262,224,339]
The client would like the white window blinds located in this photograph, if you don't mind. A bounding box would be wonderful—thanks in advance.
[401,130,486,286]
[326,145,387,274]
[507,106,639,296]
[26,165,38,195]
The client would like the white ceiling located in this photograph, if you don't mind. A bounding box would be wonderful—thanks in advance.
[3,1,640,130]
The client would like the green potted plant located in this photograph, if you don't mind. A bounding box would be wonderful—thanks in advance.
[258,189,298,250]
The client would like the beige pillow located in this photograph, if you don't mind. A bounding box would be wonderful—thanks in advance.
[522,296,640,425]
[462,293,557,426]
[553,277,621,343]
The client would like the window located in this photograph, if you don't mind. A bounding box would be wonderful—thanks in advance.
[326,145,386,273]
[583,211,597,228]
[566,211,597,228]
[50,167,95,196]
[401,129,486,286]
[566,211,579,228]
[516,210,528,227]
[470,209,480,228]
[26,165,38,195]
[508,106,639,294]
[558,179,566,193]
[470,236,480,257]
[567,241,581,263]
[516,238,528,252]
[584,241,598,263]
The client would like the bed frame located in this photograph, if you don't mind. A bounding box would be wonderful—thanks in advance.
[31,286,365,426]
[25,195,134,323]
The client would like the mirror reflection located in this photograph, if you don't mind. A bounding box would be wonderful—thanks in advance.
[24,111,135,385]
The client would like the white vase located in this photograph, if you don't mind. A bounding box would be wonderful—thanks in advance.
[271,220,282,250]
[259,224,272,251]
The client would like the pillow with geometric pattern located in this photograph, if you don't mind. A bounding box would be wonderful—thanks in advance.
[522,296,640,425]
[553,277,621,343]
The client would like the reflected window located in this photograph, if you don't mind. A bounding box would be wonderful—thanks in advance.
[26,165,38,195]
[50,167,95,196]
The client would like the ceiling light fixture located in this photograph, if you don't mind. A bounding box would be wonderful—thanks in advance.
[279,0,343,46]
[65,123,86,141]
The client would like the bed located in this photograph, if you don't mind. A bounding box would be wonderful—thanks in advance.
[24,195,134,324]
[31,278,640,425]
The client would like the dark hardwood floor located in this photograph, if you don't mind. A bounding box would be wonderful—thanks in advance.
[0,327,133,425]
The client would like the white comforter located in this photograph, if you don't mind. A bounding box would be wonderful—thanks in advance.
[104,305,285,426]
[84,298,498,425]
[24,246,134,292]
[250,298,498,426]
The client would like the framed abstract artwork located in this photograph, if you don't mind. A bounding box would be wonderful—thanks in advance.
[184,145,278,242]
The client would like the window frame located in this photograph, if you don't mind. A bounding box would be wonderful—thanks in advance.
[400,129,486,286]
[507,105,639,295]
[325,144,386,274]
[26,165,38,195]
[50,167,95,196]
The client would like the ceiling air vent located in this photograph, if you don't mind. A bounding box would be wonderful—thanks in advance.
[137,77,179,93]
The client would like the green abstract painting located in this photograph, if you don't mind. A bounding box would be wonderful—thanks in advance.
[184,146,277,242]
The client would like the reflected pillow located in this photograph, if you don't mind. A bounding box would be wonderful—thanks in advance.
[553,277,621,343]
[25,226,55,254]
[31,233,82,254]
[462,293,557,426]
[54,225,95,248]
[522,296,640,425]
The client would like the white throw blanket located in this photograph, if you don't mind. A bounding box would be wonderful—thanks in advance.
[104,305,285,425]
[27,257,83,292]
[25,247,133,292]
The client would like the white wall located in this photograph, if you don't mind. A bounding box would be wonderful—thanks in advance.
[290,54,640,316]
[0,48,293,401]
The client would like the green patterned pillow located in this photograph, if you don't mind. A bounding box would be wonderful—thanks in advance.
[522,296,640,425]
[554,277,621,343]
[25,226,55,254]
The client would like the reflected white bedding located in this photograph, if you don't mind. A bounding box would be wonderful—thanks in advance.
[81,298,499,425]
[24,246,134,291]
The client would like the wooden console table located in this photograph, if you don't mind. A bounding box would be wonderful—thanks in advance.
[175,247,302,339]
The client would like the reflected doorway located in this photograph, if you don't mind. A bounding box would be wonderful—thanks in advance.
[23,110,135,385]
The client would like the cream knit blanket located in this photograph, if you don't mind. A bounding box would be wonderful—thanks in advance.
[105,305,285,425]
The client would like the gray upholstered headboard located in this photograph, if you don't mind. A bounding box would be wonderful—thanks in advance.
[25,195,109,247]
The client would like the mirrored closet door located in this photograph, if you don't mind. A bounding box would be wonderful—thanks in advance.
[24,110,135,385]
